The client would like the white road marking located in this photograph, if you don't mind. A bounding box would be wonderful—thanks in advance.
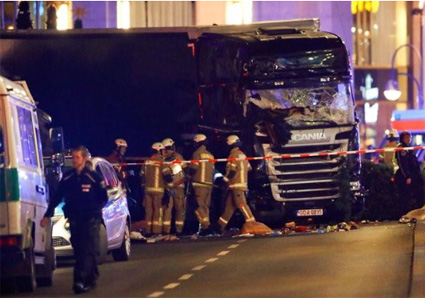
[228,244,240,249]
[237,239,248,243]
[217,251,230,256]
[163,283,180,289]
[205,258,219,263]
[192,265,207,271]
[148,292,164,298]
[179,274,193,281]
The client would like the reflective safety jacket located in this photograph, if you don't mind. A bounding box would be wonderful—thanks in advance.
[142,153,165,194]
[162,151,186,189]
[190,145,215,188]
[225,147,251,191]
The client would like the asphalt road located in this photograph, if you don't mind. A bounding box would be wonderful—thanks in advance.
[5,222,415,298]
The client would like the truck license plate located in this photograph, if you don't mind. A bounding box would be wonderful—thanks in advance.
[296,209,323,216]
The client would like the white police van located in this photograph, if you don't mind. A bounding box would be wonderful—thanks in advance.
[0,76,55,292]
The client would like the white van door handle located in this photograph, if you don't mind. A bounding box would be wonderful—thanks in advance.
[36,185,45,195]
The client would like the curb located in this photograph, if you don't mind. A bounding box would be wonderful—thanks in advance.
[410,220,425,297]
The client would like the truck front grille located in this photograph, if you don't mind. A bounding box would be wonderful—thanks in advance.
[263,135,350,202]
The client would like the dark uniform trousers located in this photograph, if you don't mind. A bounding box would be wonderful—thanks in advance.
[69,217,101,286]
[194,187,212,229]
[395,171,425,215]
[162,188,185,234]
[144,193,163,235]
[219,189,255,228]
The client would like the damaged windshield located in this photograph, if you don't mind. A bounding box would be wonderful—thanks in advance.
[245,83,355,127]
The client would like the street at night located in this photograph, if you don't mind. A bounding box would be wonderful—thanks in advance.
[3,222,418,298]
[1,1,425,297]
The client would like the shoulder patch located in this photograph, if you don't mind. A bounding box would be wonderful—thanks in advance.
[100,181,106,189]
[401,151,407,156]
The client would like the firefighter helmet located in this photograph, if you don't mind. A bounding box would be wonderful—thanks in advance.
[226,135,240,146]
[162,138,175,149]
[194,134,207,143]
[152,142,164,151]
[115,138,128,148]
[386,129,399,140]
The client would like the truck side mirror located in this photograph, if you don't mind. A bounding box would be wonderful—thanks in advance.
[49,127,64,154]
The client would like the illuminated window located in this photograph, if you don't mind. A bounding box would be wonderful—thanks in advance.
[57,4,69,30]
[117,1,130,29]
[226,1,252,25]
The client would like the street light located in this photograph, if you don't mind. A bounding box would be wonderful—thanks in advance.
[384,44,424,108]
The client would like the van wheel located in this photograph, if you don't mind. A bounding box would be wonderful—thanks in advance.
[36,240,55,287]
[96,224,108,265]
[112,222,130,262]
[17,247,37,292]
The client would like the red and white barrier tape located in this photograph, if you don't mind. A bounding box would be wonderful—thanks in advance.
[113,145,425,167]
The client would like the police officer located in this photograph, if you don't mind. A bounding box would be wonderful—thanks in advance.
[40,146,108,294]
[218,135,256,231]
[395,131,425,216]
[161,138,187,236]
[141,142,165,237]
[380,129,399,173]
[187,134,215,236]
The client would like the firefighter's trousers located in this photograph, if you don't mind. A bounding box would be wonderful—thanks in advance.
[144,192,163,235]
[219,189,255,228]
[163,187,186,234]
[194,187,212,229]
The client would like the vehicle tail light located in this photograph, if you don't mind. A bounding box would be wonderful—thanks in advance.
[0,235,20,247]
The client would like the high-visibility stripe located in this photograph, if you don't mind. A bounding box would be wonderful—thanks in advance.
[175,221,184,225]
[219,217,228,224]
[163,221,171,225]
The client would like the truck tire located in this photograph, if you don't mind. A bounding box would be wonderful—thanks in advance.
[112,222,130,262]
[96,224,108,265]
[17,247,37,292]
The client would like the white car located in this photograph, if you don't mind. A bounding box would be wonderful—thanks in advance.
[51,157,131,263]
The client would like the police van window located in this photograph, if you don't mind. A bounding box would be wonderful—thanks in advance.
[16,106,38,167]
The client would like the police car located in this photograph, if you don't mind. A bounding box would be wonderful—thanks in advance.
[51,157,131,263]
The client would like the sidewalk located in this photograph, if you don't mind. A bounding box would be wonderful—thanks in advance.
[410,220,425,297]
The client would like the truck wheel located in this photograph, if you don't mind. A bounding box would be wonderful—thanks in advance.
[96,224,108,265]
[17,247,37,292]
[112,222,130,262]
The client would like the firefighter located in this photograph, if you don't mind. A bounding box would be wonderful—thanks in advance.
[141,142,165,237]
[380,129,399,173]
[161,138,187,236]
[40,146,108,294]
[395,131,425,216]
[106,138,128,175]
[187,134,215,236]
[218,135,256,231]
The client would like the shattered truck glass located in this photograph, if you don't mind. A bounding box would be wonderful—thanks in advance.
[197,26,361,222]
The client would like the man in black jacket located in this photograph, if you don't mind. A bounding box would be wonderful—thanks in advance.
[395,131,425,216]
[41,146,108,294]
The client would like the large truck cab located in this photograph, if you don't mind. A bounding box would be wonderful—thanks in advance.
[0,76,55,292]
[196,20,360,221]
